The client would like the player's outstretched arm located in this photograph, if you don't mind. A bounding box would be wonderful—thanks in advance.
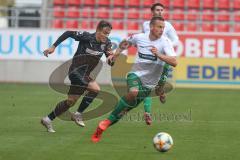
[43,31,80,57]
[166,23,179,47]
[151,47,178,67]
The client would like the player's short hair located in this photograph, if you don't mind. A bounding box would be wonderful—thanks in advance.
[150,16,165,25]
[96,20,112,31]
[151,3,165,11]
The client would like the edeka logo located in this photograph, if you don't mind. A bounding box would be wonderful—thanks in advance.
[175,58,240,88]
[187,65,240,80]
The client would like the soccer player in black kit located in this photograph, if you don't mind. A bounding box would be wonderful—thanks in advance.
[41,20,115,132]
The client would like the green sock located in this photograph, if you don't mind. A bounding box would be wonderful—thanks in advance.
[108,96,134,124]
[143,97,152,113]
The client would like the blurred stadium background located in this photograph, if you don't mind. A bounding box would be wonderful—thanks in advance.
[1,1,240,160]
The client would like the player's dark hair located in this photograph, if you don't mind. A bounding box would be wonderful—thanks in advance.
[151,3,165,11]
[150,16,165,25]
[96,20,112,31]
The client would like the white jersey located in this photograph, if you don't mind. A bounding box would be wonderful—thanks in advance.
[142,21,179,47]
[127,32,176,88]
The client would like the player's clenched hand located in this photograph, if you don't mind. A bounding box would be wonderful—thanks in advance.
[43,46,56,57]
[106,50,114,56]
[150,46,160,56]
[119,39,130,50]
[107,54,116,66]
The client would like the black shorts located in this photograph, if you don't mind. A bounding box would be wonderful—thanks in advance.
[68,72,93,95]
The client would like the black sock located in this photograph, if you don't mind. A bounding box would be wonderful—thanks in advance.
[48,111,56,121]
[77,91,98,113]
[48,100,70,120]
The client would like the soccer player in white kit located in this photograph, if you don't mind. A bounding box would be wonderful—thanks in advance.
[142,3,179,125]
[91,16,178,143]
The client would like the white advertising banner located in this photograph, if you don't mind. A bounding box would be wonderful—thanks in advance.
[0,29,126,61]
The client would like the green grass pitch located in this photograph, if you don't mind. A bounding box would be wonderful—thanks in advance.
[0,84,240,160]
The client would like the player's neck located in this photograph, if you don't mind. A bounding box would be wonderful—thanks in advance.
[95,33,101,43]
[149,33,158,41]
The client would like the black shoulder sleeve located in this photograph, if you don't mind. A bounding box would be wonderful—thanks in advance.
[53,31,85,47]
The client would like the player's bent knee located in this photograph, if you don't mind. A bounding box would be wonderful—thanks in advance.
[129,88,139,96]
[92,86,100,93]
[127,88,139,99]
[88,84,100,93]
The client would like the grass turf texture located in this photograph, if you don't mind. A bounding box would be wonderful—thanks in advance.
[0,83,240,160]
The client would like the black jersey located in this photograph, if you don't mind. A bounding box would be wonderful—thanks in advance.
[53,31,112,75]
